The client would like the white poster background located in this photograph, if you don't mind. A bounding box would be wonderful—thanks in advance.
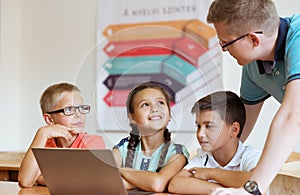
[96,0,223,132]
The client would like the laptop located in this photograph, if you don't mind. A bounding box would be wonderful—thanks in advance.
[32,148,154,195]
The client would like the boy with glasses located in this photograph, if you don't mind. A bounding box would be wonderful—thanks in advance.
[206,0,300,194]
[18,82,105,188]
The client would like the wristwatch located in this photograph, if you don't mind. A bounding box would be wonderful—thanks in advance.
[244,180,262,195]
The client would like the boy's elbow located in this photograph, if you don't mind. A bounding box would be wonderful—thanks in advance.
[18,179,34,188]
[18,174,38,188]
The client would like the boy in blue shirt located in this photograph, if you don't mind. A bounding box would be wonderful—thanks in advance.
[206,0,300,194]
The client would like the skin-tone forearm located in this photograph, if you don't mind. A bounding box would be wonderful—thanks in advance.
[18,129,49,187]
[18,124,75,188]
[190,168,252,188]
[121,168,167,192]
[249,81,300,193]
[249,126,296,194]
[168,170,222,194]
[240,102,264,142]
[211,81,300,195]
[121,177,137,189]
[120,154,187,192]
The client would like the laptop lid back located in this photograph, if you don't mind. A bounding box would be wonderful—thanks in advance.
[32,148,127,195]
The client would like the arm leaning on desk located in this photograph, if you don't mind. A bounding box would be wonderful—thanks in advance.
[1,160,299,195]
[1,151,299,194]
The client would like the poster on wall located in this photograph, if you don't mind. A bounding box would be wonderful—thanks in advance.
[96,0,223,132]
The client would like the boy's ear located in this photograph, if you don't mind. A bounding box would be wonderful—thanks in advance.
[43,113,54,125]
[128,113,136,124]
[230,122,240,138]
[249,33,260,47]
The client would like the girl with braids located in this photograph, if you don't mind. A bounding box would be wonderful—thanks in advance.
[113,82,189,193]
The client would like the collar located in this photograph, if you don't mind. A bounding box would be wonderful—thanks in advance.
[224,141,245,168]
[205,141,245,168]
[70,132,86,147]
[257,17,289,74]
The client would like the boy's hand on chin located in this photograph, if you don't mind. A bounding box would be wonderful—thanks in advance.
[68,128,80,135]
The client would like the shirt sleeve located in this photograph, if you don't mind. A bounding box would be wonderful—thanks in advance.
[286,15,300,83]
[240,66,270,104]
[165,143,190,166]
[184,155,204,170]
[240,145,262,171]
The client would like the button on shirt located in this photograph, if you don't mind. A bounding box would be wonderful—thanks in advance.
[184,141,261,172]
[241,15,300,104]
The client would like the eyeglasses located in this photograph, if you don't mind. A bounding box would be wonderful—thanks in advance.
[219,31,263,49]
[47,105,91,116]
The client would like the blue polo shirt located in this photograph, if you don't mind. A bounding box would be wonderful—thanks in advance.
[240,14,300,104]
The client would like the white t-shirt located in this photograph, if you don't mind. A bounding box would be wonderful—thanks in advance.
[185,141,261,171]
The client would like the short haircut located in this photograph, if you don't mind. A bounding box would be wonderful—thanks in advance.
[207,0,279,36]
[191,91,246,138]
[40,83,80,114]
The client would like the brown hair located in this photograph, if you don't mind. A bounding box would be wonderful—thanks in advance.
[125,82,171,172]
[191,91,246,138]
[40,83,80,114]
[207,0,279,36]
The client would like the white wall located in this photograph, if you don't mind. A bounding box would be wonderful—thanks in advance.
[0,0,299,153]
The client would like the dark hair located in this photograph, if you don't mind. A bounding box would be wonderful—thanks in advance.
[191,91,245,138]
[125,82,171,172]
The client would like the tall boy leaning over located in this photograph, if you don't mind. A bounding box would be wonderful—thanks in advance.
[18,82,105,188]
[207,0,300,194]
[168,91,261,195]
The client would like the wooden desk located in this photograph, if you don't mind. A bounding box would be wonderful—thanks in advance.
[286,151,300,162]
[0,151,298,193]
[270,161,300,195]
[0,181,50,195]
[0,181,173,195]
[0,152,25,181]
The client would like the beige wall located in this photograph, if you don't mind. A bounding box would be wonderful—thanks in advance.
[0,0,299,152]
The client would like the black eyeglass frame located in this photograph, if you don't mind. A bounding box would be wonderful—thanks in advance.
[46,105,91,116]
[220,31,263,49]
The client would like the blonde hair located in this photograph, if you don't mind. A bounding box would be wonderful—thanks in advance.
[40,83,80,114]
[207,0,279,36]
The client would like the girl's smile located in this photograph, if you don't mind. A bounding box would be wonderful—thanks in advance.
[129,88,171,135]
